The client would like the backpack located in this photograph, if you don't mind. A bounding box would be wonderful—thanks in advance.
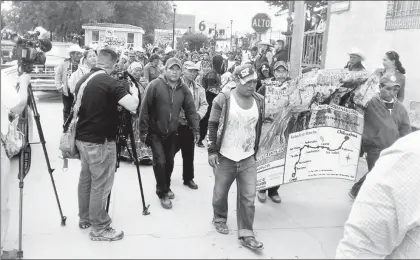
[59,70,106,159]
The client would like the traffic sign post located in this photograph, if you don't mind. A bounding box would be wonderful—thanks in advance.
[251,13,271,34]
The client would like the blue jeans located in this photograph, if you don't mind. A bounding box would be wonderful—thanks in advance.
[76,139,117,233]
[212,154,257,238]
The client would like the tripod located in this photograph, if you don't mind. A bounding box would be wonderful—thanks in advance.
[16,82,67,259]
[105,110,150,216]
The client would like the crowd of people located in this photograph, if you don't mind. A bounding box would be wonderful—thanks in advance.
[1,31,418,258]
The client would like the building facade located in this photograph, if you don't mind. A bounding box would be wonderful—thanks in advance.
[82,23,145,50]
[324,0,420,109]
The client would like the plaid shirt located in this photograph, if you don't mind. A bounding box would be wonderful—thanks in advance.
[336,131,420,259]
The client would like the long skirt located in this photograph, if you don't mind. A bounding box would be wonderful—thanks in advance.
[120,115,153,165]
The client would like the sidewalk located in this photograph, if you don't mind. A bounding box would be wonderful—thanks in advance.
[2,97,367,259]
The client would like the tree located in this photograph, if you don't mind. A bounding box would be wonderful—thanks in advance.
[264,0,328,17]
[180,32,209,51]
[2,1,172,45]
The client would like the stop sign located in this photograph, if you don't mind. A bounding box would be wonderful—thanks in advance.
[251,13,271,33]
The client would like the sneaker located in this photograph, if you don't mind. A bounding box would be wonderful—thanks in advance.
[269,194,282,204]
[167,189,175,199]
[184,180,198,189]
[257,191,267,203]
[1,249,18,259]
[89,227,124,241]
[160,196,172,209]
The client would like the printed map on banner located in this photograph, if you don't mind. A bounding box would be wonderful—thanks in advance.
[255,69,374,191]
[283,105,364,184]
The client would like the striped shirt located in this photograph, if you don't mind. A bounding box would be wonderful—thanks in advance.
[336,131,420,259]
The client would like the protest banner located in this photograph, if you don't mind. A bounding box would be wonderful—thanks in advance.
[256,68,374,191]
[283,104,363,184]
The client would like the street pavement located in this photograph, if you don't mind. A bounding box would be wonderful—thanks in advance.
[2,92,368,259]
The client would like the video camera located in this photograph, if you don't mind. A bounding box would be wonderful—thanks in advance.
[11,28,52,74]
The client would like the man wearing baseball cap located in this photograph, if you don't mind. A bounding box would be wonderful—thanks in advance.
[208,63,265,250]
[349,75,411,199]
[172,61,208,190]
[55,44,83,122]
[139,57,200,209]
[256,60,291,204]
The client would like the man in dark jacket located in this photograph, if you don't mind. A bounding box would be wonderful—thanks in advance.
[139,57,200,209]
[271,39,289,72]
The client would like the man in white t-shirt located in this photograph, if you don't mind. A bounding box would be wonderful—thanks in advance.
[1,72,31,259]
[207,64,265,250]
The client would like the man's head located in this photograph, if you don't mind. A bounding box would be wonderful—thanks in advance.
[128,50,136,62]
[275,40,285,51]
[128,61,144,80]
[68,44,83,63]
[379,76,400,101]
[96,48,118,74]
[348,48,365,66]
[228,51,235,60]
[165,57,183,83]
[203,52,210,61]
[200,60,212,75]
[273,61,288,82]
[234,64,258,97]
[192,54,200,63]
[182,61,200,82]
[149,54,160,66]
[260,62,270,78]
[234,55,242,66]
[251,46,258,57]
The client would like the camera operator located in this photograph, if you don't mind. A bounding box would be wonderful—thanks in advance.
[55,44,84,122]
[1,72,32,259]
[74,48,139,242]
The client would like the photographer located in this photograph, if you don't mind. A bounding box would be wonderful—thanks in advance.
[74,48,139,242]
[1,72,32,259]
[55,44,83,122]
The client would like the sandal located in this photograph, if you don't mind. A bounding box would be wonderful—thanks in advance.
[213,221,229,235]
[79,221,91,229]
[240,236,264,250]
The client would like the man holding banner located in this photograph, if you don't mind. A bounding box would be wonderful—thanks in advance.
[256,61,291,204]
[208,64,265,250]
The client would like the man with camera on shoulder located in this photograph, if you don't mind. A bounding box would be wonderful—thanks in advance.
[73,48,139,242]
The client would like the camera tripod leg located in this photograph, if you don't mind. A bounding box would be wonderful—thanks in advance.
[28,85,67,226]
[128,120,150,215]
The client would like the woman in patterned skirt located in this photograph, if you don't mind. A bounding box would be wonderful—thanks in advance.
[121,61,153,165]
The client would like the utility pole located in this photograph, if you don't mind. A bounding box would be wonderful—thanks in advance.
[289,1,306,78]
[230,20,233,51]
[172,3,177,49]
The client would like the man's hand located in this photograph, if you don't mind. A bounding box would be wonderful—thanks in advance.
[129,83,139,96]
[208,153,219,168]
[193,132,200,144]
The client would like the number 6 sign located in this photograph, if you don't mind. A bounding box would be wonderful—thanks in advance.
[199,21,206,32]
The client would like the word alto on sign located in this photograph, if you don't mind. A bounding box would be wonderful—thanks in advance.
[252,18,271,28]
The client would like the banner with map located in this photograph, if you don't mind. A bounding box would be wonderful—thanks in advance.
[255,68,375,191]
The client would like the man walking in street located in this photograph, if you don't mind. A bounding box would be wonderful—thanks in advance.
[75,48,139,242]
[143,54,161,84]
[55,44,83,122]
[139,57,200,209]
[174,61,208,190]
[208,64,265,250]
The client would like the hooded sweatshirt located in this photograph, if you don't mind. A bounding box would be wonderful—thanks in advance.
[139,75,200,137]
